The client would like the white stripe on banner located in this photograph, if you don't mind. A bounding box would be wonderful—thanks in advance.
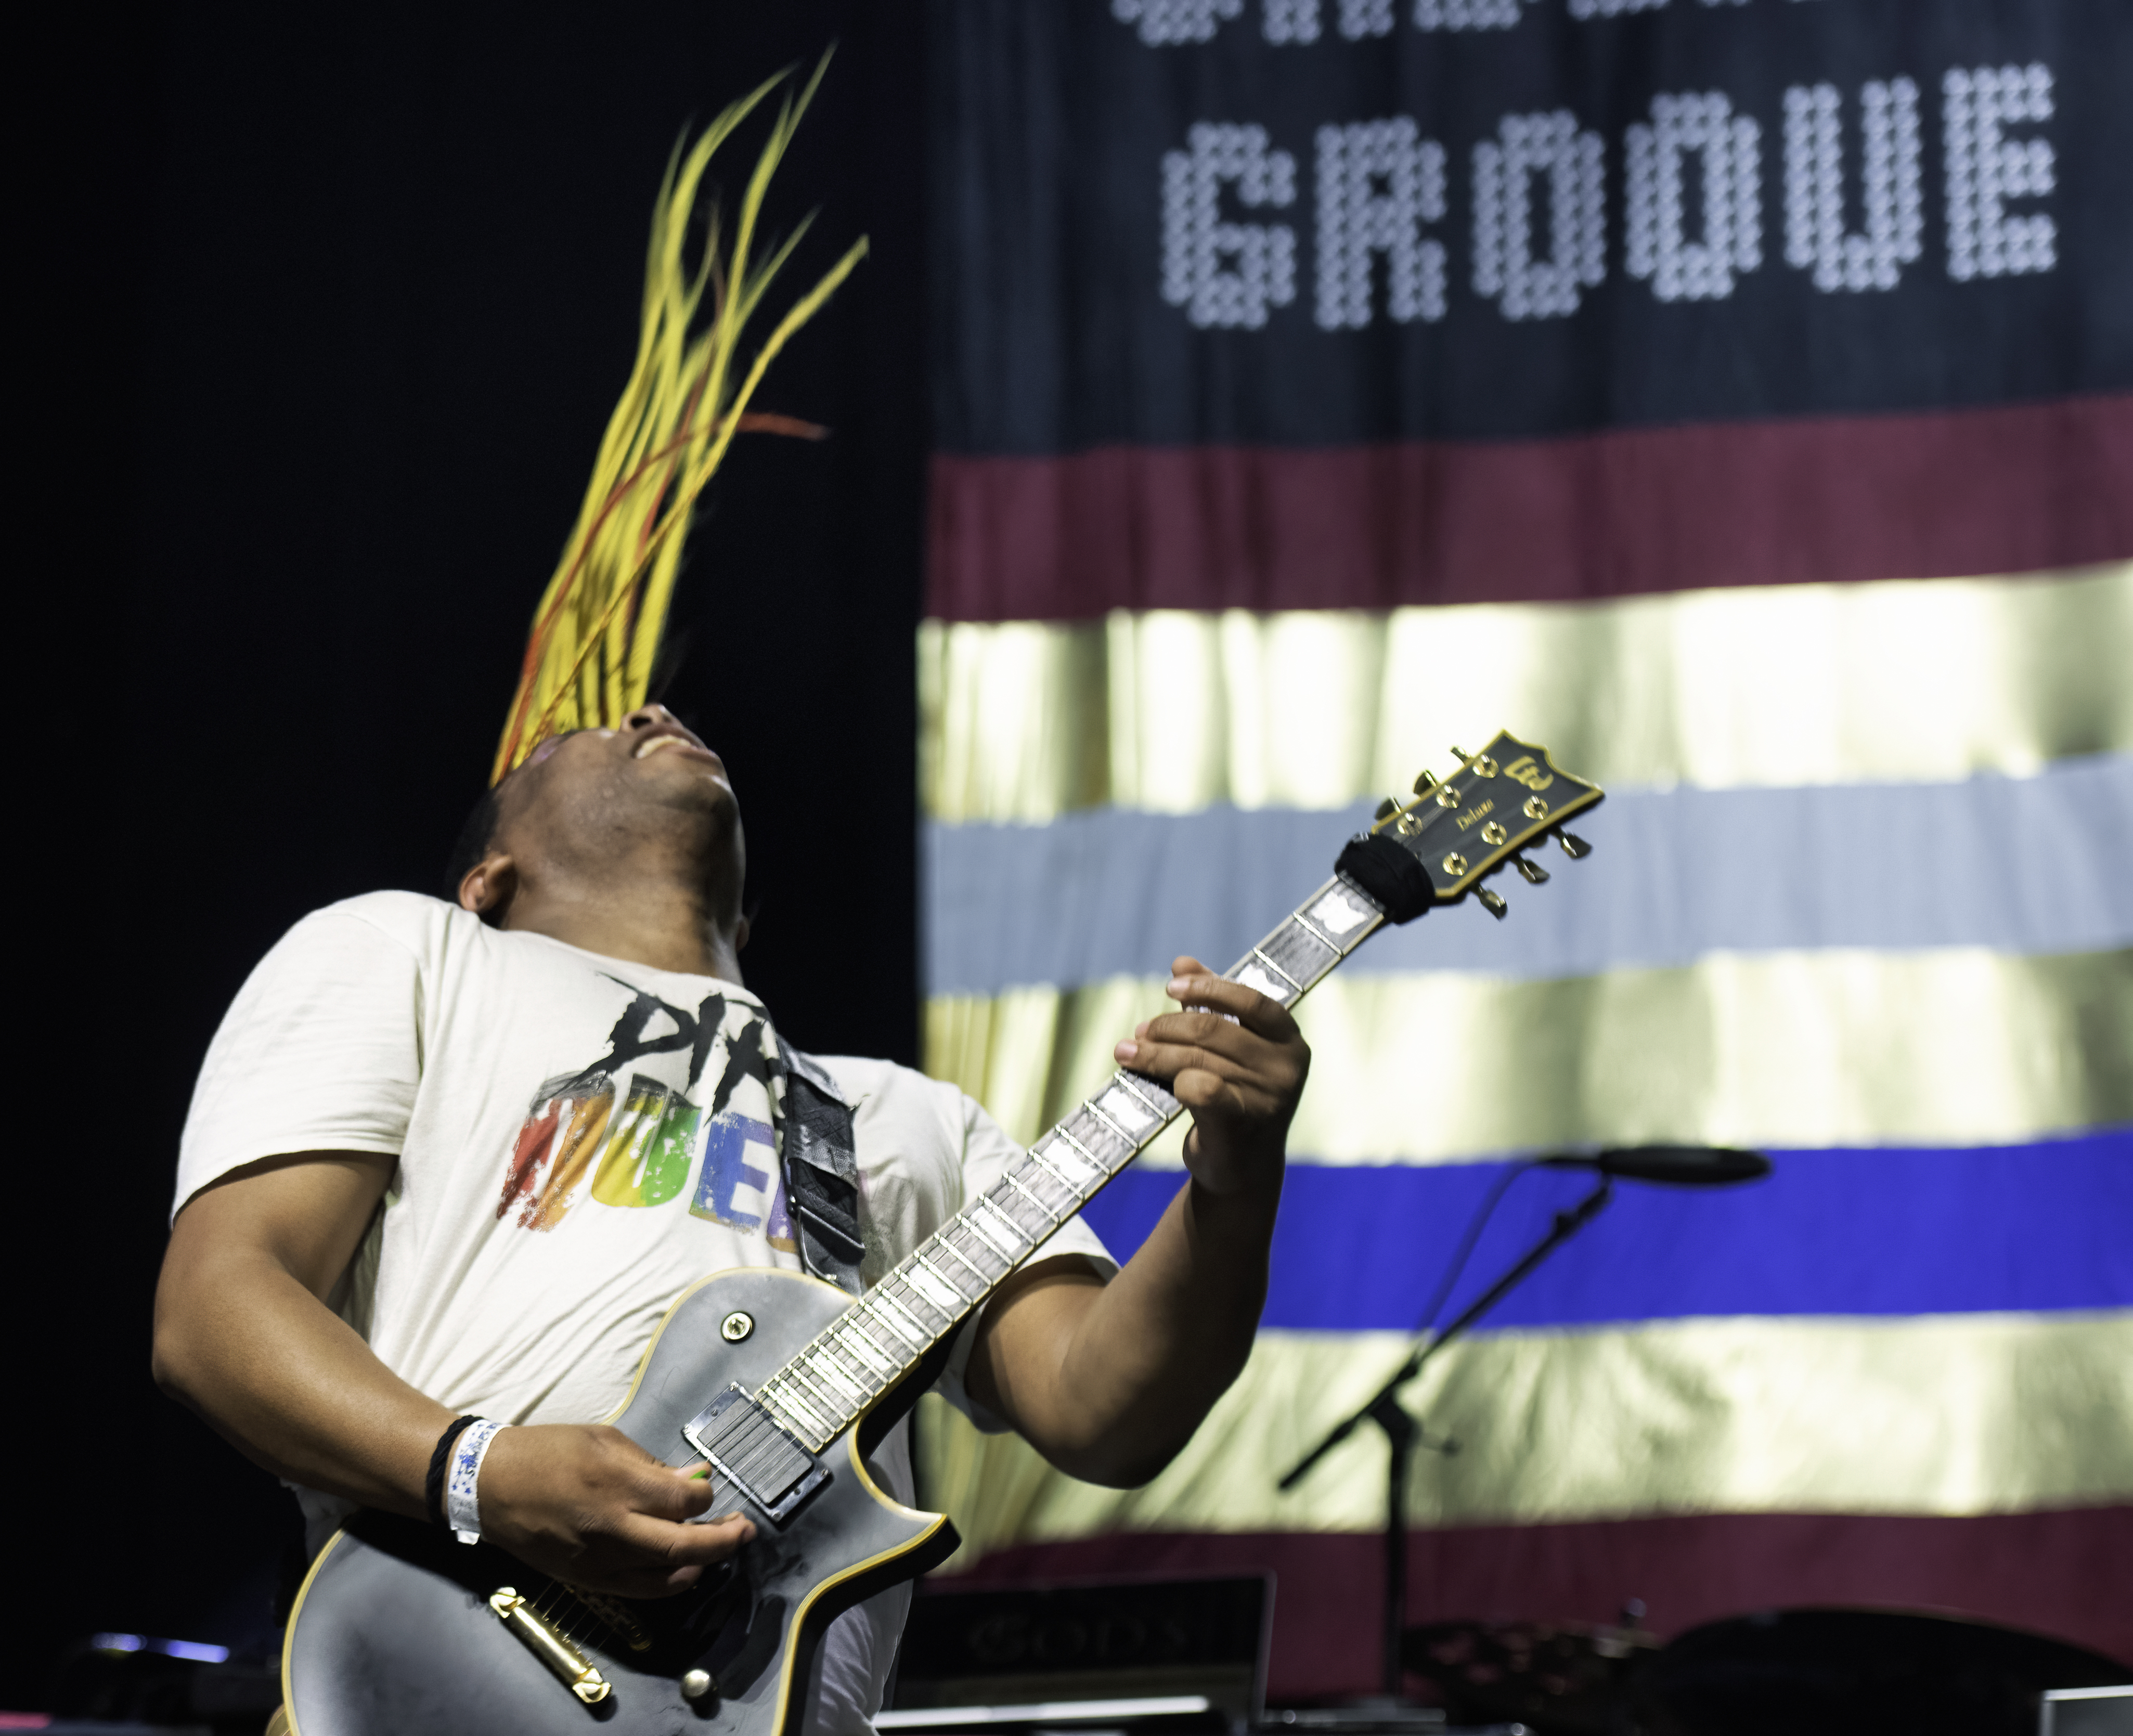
[924,756,2133,995]
[925,949,2132,1162]
[919,568,2133,824]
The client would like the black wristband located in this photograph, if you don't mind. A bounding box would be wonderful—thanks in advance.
[425,1415,483,1531]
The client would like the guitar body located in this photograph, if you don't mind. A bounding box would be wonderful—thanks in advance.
[282,1269,959,1736]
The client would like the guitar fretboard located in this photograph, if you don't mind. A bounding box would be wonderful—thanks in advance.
[752,873,1389,1453]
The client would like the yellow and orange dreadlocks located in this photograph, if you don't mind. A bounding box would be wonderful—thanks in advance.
[489,55,866,786]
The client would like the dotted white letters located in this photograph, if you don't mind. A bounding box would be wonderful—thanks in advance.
[1782,79,1922,293]
[1625,92,1762,301]
[1567,0,1665,20]
[1472,111,1606,320]
[1339,0,1394,34]
[1415,0,1524,31]
[1315,120,1448,328]
[1944,63,2056,280]
[1262,0,1322,42]
[1111,0,1244,45]
[1161,124,1301,328]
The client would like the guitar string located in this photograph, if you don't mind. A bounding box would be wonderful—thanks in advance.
[760,875,1388,1451]
[737,749,1584,1446]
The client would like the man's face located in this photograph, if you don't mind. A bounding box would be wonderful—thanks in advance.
[492,706,744,906]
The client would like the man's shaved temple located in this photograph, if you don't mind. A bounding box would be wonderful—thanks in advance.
[442,732,579,913]
[443,784,507,908]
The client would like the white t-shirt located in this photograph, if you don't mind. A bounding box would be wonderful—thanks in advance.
[175,891,1113,1734]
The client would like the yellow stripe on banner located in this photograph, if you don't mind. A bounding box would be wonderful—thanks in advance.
[924,949,2133,1161]
[918,566,2132,823]
[916,1311,2133,1571]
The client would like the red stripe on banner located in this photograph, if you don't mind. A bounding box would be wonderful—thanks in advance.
[926,393,2133,623]
[931,1507,2133,1700]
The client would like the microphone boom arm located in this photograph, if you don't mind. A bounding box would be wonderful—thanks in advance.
[1278,1175,1613,1491]
[1276,1174,1614,1697]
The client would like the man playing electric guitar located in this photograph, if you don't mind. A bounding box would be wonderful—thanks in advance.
[154,703,1310,1733]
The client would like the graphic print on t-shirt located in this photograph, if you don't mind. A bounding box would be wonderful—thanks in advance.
[495,981,790,1239]
[500,1070,615,1229]
[690,1112,799,1249]
[590,1077,699,1209]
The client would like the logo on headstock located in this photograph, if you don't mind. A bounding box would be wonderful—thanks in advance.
[1503,756,1554,793]
[1344,730,1599,926]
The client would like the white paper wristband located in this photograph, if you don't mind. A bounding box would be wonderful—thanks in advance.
[447,1418,508,1544]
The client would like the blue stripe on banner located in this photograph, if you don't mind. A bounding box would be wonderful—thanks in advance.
[923,756,2133,995]
[1072,1129,2133,1331]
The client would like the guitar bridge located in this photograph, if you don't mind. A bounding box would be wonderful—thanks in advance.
[683,1387,830,1526]
[488,1588,611,1704]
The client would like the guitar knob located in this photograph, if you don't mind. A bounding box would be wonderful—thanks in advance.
[1555,830,1593,860]
[1375,797,1399,821]
[1477,887,1508,919]
[1412,771,1439,795]
[1511,854,1550,885]
[683,1668,716,1701]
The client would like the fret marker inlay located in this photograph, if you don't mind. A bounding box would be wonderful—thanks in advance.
[966,1209,1022,1261]
[1093,1083,1158,1136]
[1310,883,1375,937]
[907,1262,967,1314]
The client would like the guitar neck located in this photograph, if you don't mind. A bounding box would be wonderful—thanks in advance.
[752,873,1390,1451]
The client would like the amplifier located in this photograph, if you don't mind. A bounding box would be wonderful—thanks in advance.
[883,1574,1273,1733]
[2040,1685,2133,1736]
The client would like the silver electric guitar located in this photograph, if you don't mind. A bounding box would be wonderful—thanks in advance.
[281,731,1602,1735]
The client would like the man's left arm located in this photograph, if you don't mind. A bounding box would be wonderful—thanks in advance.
[963,956,1308,1487]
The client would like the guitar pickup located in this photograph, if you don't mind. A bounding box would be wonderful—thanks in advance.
[683,1387,830,1526]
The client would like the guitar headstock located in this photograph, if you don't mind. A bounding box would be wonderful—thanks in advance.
[1336,731,1603,923]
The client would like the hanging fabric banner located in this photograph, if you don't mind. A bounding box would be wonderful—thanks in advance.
[919,0,2133,1696]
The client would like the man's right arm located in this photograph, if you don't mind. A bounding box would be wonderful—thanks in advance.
[153,1155,753,1598]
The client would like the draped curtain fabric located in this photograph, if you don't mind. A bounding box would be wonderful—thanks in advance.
[915,0,2132,1696]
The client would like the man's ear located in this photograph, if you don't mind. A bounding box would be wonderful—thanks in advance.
[733,915,751,953]
[458,852,518,922]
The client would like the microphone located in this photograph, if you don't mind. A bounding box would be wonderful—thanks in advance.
[1540,1145,1770,1187]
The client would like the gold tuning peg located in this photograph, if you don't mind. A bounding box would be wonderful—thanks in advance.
[1412,770,1439,795]
[1477,886,1508,919]
[1556,831,1593,860]
[1450,746,1471,763]
[1375,797,1400,821]
[1511,854,1550,885]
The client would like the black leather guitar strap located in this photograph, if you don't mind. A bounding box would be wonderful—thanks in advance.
[773,1046,866,1297]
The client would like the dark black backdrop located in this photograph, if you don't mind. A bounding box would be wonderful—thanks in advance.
[18,1,923,1697]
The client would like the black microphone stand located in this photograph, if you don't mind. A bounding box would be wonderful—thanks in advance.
[1277,1175,1615,1708]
